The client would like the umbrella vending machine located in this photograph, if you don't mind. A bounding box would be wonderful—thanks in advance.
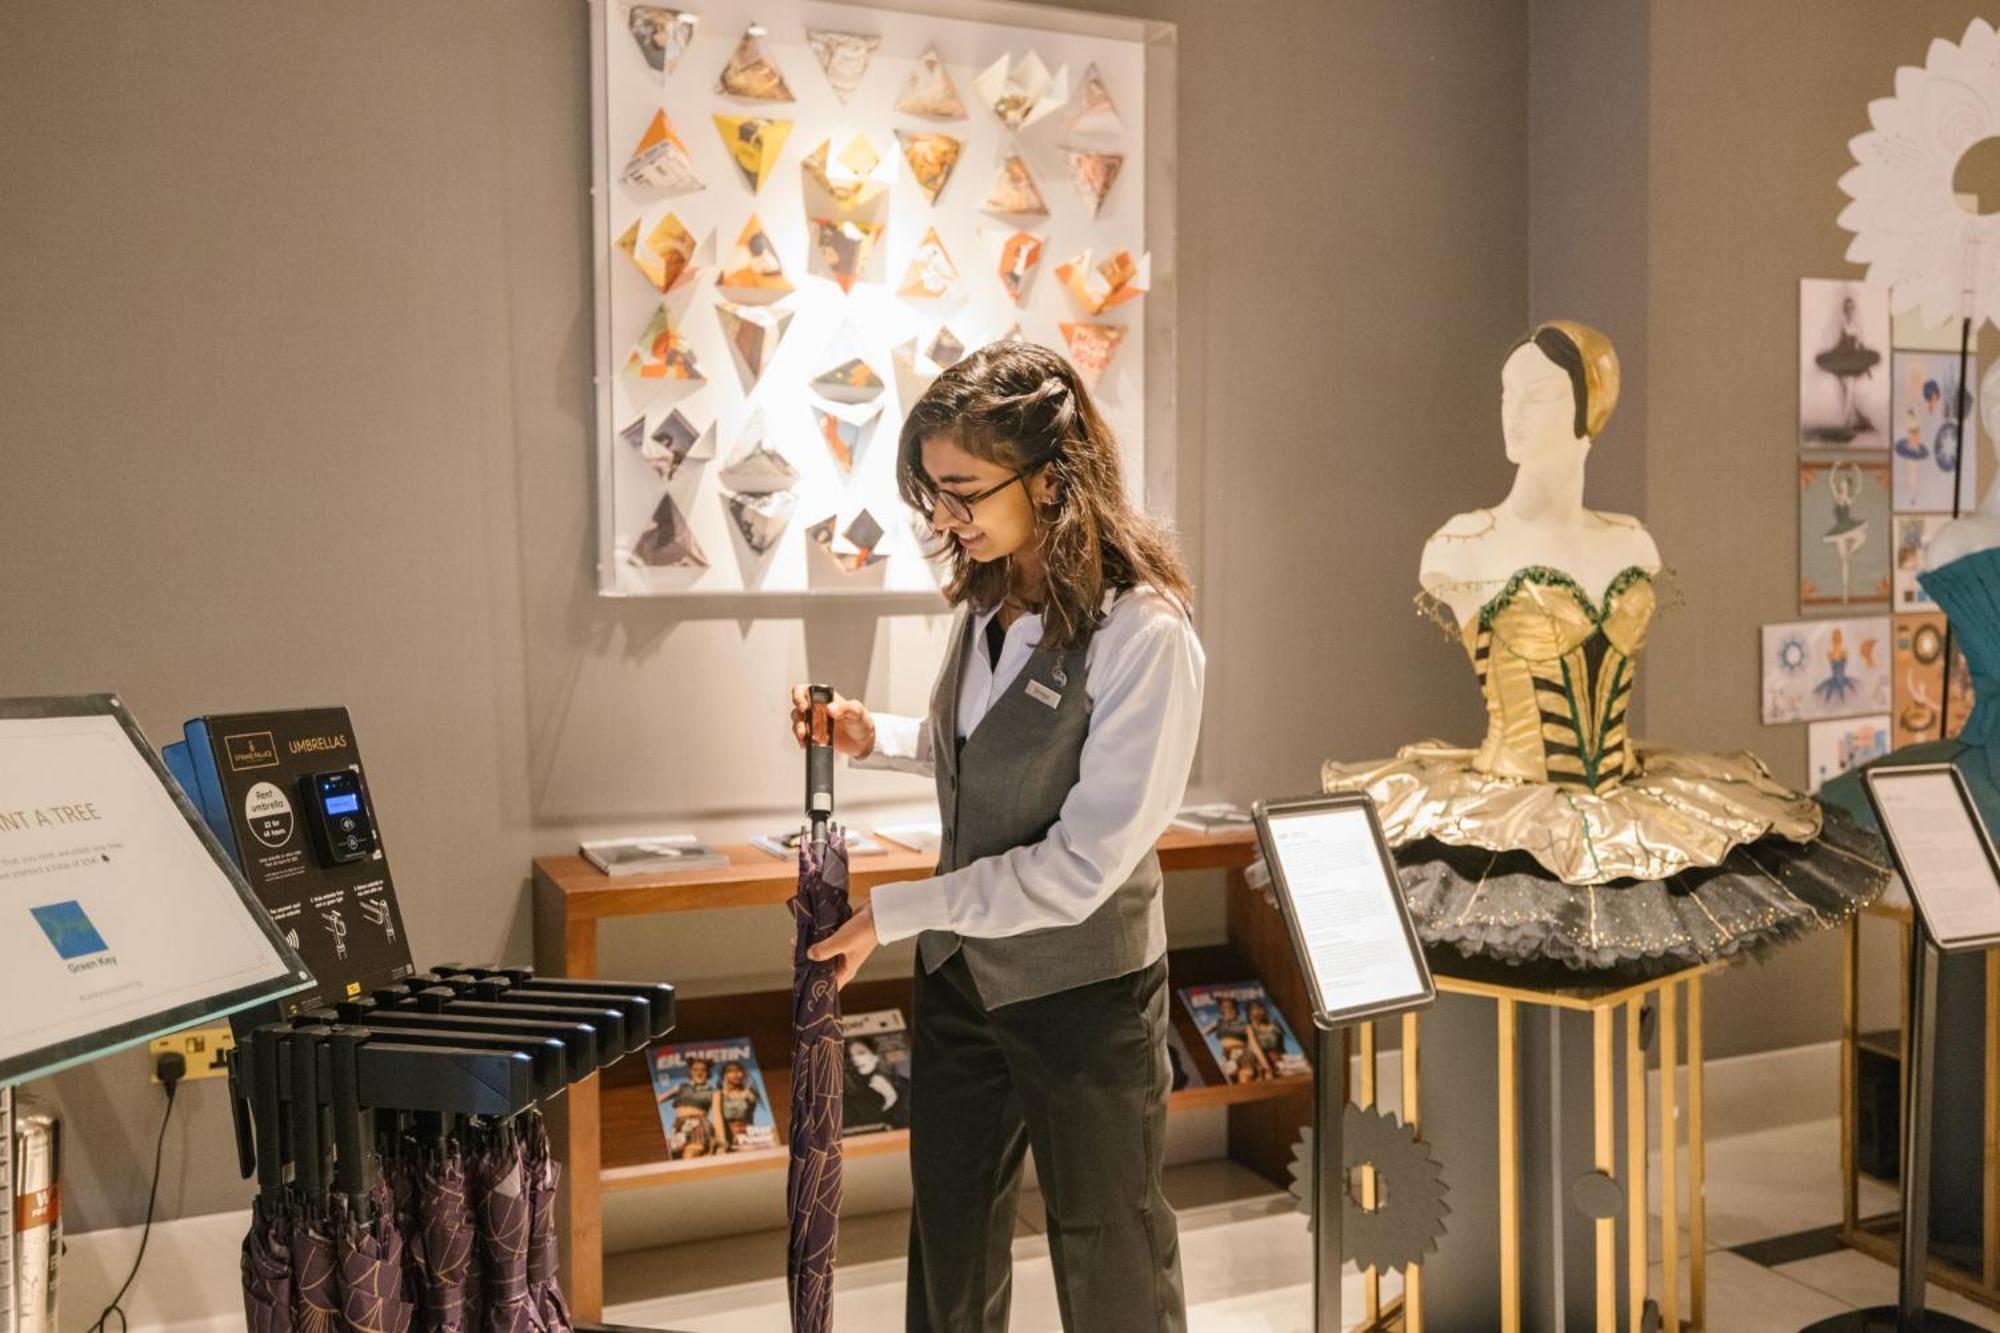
[166,706,677,1332]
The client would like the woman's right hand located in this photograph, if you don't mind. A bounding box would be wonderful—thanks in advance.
[790,685,876,760]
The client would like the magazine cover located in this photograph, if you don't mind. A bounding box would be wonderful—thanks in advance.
[1178,981,1308,1084]
[840,1009,914,1135]
[648,1038,776,1158]
[1166,1023,1206,1092]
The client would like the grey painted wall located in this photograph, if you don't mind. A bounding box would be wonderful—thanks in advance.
[1,0,1528,1231]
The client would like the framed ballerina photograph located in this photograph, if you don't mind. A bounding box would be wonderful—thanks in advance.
[1799,278,1891,450]
[1891,611,1975,747]
[1799,458,1891,611]
[1893,513,1949,609]
[1761,615,1893,724]
[1889,350,1979,512]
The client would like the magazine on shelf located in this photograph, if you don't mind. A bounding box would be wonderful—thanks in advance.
[751,829,889,858]
[874,822,943,855]
[1177,980,1308,1084]
[1171,803,1253,834]
[648,1037,776,1158]
[581,834,729,876]
[1166,1023,1205,1092]
[839,1008,914,1136]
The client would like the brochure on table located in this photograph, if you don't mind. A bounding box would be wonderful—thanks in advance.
[0,697,309,1085]
[1252,793,1434,1029]
[1864,763,2000,951]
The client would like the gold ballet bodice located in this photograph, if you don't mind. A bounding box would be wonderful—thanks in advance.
[1457,565,1656,792]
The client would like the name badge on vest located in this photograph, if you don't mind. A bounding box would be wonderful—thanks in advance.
[1026,678,1063,709]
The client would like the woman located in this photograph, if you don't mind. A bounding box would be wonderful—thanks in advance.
[844,1036,912,1131]
[790,340,1202,1332]
[664,1056,722,1160]
[716,1060,763,1149]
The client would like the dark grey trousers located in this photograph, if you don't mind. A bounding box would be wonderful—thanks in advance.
[905,951,1187,1333]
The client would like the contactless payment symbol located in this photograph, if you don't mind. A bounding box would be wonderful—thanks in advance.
[30,901,109,960]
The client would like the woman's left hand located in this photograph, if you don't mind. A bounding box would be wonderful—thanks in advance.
[807,904,879,989]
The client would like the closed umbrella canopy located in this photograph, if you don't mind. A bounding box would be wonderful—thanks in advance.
[411,1147,475,1333]
[241,1202,294,1333]
[291,1216,341,1333]
[337,1195,415,1333]
[473,1135,539,1333]
[787,829,851,1333]
[523,1116,573,1333]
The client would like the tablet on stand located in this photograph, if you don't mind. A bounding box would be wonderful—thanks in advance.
[1254,792,1436,1332]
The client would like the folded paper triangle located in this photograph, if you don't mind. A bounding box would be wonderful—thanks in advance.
[627,6,696,77]
[1067,64,1123,135]
[715,301,793,387]
[717,25,794,101]
[723,488,796,554]
[899,227,958,300]
[712,115,792,193]
[622,304,706,382]
[1059,321,1126,388]
[807,29,880,103]
[719,214,794,299]
[808,217,885,293]
[631,491,708,568]
[616,206,699,292]
[897,130,963,206]
[984,155,1048,217]
[897,46,969,120]
[973,52,1069,132]
[1063,148,1123,219]
[621,110,704,194]
[718,411,800,493]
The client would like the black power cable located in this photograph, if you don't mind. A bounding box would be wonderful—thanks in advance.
[86,1051,185,1333]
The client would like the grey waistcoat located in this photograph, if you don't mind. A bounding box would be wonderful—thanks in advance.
[917,602,1167,1008]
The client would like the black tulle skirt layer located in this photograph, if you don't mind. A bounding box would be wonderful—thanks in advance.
[1399,804,1890,978]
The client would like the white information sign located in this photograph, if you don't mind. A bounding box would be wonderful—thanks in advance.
[1254,795,1434,1027]
[0,700,308,1084]
[1866,764,2000,951]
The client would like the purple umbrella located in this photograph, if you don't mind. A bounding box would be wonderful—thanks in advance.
[408,1146,475,1332]
[337,1189,415,1333]
[241,1202,293,1333]
[522,1115,573,1333]
[291,1214,341,1333]
[473,1134,539,1333]
[787,828,851,1333]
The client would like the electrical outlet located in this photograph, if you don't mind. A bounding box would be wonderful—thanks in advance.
[147,1025,235,1083]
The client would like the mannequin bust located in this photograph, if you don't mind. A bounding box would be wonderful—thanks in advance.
[1922,359,2000,568]
[1419,321,1659,628]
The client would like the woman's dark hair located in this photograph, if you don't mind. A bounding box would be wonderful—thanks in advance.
[1525,327,1590,439]
[898,340,1193,649]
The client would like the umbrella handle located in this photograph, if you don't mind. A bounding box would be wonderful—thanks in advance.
[289,1026,328,1202]
[250,1026,287,1200]
[805,683,834,849]
[328,1027,369,1201]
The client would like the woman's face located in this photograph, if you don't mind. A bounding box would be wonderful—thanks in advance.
[1501,342,1583,463]
[848,1040,880,1075]
[688,1059,710,1082]
[920,433,1051,563]
[723,1064,745,1088]
[1249,1003,1269,1023]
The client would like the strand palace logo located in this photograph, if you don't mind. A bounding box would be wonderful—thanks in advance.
[224,730,349,770]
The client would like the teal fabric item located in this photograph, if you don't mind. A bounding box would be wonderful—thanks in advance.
[1919,547,2000,748]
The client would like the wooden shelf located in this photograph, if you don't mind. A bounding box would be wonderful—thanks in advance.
[596,943,1313,1191]
[532,825,1258,923]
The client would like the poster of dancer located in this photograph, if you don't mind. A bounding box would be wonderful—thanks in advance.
[1800,279,1890,450]
[1799,458,1891,611]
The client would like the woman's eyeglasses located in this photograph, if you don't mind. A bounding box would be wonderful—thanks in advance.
[923,470,1029,525]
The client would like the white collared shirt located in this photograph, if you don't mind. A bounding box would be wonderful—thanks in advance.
[857,586,1206,944]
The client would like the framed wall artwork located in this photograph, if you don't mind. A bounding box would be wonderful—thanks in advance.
[589,0,1175,596]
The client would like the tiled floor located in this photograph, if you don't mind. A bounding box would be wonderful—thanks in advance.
[601,1120,1999,1331]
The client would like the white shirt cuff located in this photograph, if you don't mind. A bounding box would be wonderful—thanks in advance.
[849,712,929,774]
[869,876,943,943]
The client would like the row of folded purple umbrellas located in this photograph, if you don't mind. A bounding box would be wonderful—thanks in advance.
[243,1111,571,1333]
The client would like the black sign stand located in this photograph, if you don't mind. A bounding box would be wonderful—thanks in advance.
[1252,793,1438,1333]
[1805,763,1999,1333]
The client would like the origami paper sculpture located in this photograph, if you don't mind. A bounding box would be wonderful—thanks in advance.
[718,24,794,100]
[1059,321,1126,388]
[632,490,708,568]
[618,416,646,458]
[1055,248,1150,315]
[812,401,883,474]
[927,325,967,368]
[623,304,705,382]
[993,230,1044,306]
[973,52,1068,132]
[891,328,964,406]
[713,115,792,193]
[716,300,793,387]
[1063,148,1123,218]
[1068,63,1122,134]
[802,136,892,217]
[807,509,888,572]
[896,130,963,205]
[984,154,1048,216]
[898,227,958,300]
[627,6,696,77]
[806,29,880,103]
[719,410,800,492]
[720,214,794,299]
[616,206,699,292]
[808,217,884,293]
[724,487,796,555]
[642,407,714,478]
[812,349,885,403]
[621,110,704,194]
[897,46,968,120]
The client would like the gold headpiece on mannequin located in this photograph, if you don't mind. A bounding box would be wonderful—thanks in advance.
[1533,319,1620,439]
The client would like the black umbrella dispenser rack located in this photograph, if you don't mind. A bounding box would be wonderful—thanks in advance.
[165,707,675,1332]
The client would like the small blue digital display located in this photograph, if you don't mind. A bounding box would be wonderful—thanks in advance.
[324,793,360,816]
